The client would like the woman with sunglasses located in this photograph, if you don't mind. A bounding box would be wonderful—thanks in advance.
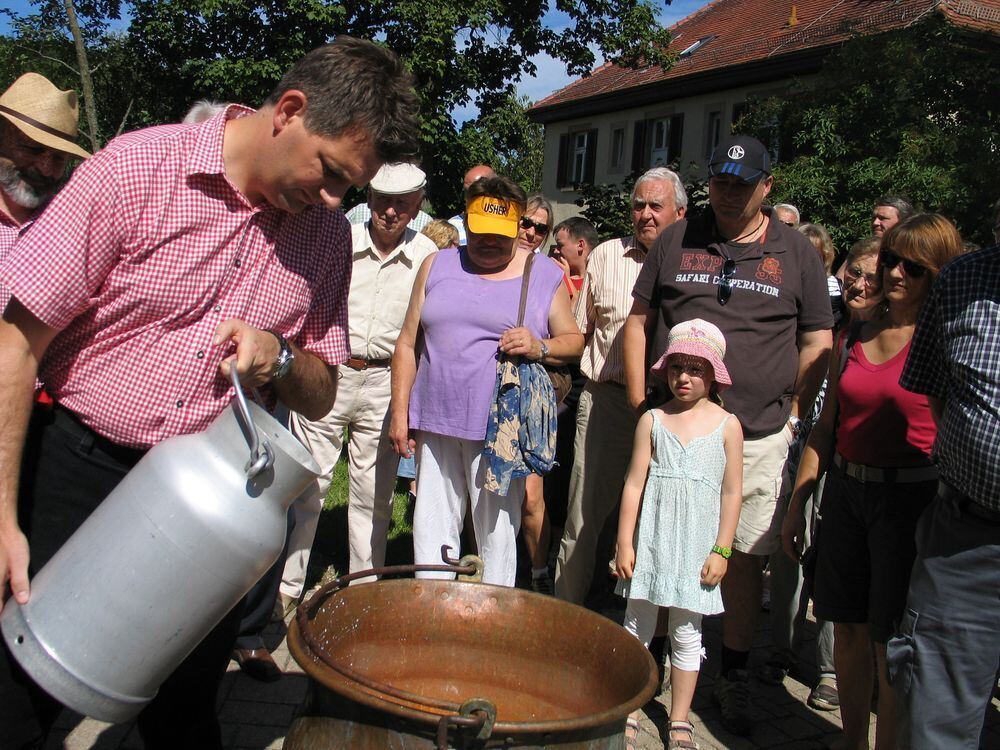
[517,194,554,254]
[781,213,964,750]
[514,194,561,592]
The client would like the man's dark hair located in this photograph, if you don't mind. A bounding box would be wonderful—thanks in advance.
[876,194,914,221]
[266,36,421,163]
[554,216,599,250]
[465,175,526,212]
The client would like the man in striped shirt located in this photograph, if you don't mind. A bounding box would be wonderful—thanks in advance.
[0,38,419,749]
[554,166,688,606]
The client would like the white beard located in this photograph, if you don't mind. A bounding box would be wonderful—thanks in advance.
[0,160,50,209]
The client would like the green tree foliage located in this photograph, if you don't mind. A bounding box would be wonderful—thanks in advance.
[737,17,999,249]
[457,91,543,198]
[4,0,673,214]
[123,0,673,214]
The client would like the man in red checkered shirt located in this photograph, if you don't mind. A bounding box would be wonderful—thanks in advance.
[0,37,419,749]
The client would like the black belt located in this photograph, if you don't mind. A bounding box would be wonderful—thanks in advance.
[344,356,391,370]
[833,453,938,484]
[938,481,1000,524]
[50,404,147,468]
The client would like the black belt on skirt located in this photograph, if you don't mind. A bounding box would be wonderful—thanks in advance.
[51,404,147,469]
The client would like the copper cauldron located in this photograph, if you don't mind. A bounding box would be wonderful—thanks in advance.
[284,552,657,749]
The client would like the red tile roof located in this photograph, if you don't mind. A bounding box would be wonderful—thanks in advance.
[530,0,1000,115]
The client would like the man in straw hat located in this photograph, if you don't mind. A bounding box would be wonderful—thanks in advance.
[0,72,89,261]
[0,37,419,748]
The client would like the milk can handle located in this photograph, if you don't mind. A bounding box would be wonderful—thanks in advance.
[229,366,274,478]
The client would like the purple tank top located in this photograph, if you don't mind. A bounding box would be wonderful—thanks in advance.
[409,247,563,440]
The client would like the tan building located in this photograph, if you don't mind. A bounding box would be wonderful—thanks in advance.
[528,0,999,223]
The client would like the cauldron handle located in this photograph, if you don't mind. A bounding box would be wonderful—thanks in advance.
[303,546,483,604]
[436,698,497,749]
[229,366,274,479]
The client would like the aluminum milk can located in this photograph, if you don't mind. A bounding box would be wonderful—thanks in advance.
[0,369,320,722]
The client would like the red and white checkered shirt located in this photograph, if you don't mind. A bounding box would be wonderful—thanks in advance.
[0,203,33,313]
[0,106,351,448]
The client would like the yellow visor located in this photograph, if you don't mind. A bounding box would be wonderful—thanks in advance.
[466,195,522,238]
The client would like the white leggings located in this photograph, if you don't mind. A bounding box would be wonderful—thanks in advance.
[623,598,705,672]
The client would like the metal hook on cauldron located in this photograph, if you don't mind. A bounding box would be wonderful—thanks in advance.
[435,698,497,749]
[229,365,274,479]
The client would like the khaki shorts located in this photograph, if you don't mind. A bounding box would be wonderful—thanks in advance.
[733,424,794,556]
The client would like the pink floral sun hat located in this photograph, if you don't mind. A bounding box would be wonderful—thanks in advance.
[650,318,732,388]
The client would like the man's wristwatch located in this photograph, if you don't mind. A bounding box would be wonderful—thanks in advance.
[538,340,550,361]
[711,545,732,559]
[788,415,803,439]
[267,330,295,380]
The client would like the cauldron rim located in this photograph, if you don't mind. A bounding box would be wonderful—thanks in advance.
[287,578,659,735]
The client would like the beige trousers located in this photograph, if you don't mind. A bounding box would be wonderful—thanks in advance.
[282,366,400,591]
[555,380,639,605]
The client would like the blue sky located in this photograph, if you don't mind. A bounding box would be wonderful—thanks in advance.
[2,0,711,121]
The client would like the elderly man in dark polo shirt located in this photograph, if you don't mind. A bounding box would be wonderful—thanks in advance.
[623,135,832,735]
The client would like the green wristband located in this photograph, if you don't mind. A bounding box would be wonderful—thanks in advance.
[711,545,732,559]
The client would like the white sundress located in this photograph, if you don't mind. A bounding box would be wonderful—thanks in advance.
[617,409,731,616]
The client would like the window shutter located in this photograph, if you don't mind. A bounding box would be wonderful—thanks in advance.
[556,134,569,188]
[583,129,598,184]
[631,120,647,175]
[668,114,684,165]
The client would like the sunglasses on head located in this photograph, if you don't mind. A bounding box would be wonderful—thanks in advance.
[879,249,927,278]
[519,217,548,234]
[717,258,738,306]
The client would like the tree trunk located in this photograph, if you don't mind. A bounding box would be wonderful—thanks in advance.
[63,0,100,152]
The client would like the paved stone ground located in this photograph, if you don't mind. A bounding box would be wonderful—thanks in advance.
[47,597,1000,750]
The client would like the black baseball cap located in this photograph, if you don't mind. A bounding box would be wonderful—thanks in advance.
[708,135,771,184]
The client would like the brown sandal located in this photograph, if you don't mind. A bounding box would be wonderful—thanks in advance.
[668,719,699,749]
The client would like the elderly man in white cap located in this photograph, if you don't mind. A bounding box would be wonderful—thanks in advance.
[0,73,89,265]
[283,163,437,591]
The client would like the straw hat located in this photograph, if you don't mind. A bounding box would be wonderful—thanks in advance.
[0,73,90,159]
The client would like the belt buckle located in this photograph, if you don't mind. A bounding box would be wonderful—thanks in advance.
[855,463,867,483]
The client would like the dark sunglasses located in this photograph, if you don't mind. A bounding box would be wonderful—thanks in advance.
[717,258,737,306]
[879,249,927,278]
[520,217,548,234]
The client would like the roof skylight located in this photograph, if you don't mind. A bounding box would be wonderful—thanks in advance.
[679,34,717,58]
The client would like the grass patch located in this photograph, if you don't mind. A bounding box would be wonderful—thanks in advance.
[306,454,414,588]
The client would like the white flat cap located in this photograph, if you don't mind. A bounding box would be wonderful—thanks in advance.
[369,162,426,194]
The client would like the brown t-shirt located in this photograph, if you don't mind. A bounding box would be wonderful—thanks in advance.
[633,209,833,438]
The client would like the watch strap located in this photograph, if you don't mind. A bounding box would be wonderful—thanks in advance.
[267,330,294,379]
[711,544,732,559]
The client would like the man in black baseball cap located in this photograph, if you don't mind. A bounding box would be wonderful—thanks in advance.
[623,130,833,736]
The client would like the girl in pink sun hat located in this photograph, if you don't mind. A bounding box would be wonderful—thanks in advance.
[616,318,743,750]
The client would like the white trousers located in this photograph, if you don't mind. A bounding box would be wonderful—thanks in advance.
[624,598,705,672]
[412,431,524,587]
[282,366,400,591]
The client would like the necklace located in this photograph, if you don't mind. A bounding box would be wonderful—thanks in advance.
[718,213,766,245]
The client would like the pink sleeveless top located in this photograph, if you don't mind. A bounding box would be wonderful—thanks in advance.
[836,338,936,467]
